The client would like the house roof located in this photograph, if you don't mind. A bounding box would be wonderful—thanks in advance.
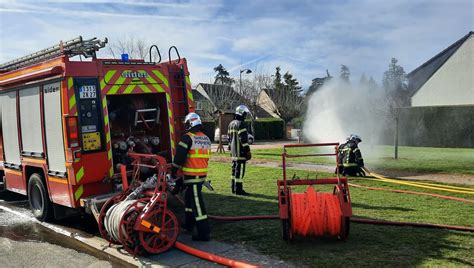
[407,31,473,97]
[195,83,277,118]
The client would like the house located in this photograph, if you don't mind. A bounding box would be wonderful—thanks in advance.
[257,89,279,118]
[194,83,277,119]
[408,31,473,107]
[192,87,214,120]
[398,31,474,148]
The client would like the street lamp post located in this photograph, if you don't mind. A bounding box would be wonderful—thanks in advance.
[239,69,252,93]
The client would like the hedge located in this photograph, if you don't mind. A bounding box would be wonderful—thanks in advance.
[201,121,216,142]
[251,118,285,140]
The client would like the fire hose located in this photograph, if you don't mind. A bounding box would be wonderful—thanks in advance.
[362,168,474,195]
[207,173,474,233]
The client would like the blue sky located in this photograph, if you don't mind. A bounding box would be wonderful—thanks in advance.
[0,0,472,88]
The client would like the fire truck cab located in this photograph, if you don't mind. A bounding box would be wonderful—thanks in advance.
[0,37,194,220]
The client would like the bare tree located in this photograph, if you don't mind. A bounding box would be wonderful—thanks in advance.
[235,70,273,117]
[267,88,304,123]
[107,36,150,60]
[201,81,242,114]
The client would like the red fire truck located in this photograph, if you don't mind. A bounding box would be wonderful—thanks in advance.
[0,36,194,221]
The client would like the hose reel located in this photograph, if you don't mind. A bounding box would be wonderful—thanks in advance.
[98,153,179,256]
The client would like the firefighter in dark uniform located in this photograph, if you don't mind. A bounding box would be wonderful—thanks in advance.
[336,135,351,174]
[228,105,252,195]
[171,113,211,241]
[340,134,365,177]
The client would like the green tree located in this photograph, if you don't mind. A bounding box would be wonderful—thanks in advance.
[283,71,302,93]
[340,64,350,83]
[307,70,332,96]
[213,64,234,86]
[383,58,407,92]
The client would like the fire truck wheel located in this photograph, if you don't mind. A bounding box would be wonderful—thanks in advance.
[28,173,53,221]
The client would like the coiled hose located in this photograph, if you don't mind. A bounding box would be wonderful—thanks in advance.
[290,186,343,237]
[104,200,141,243]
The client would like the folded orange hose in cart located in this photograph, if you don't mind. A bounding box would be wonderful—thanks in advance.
[291,187,342,237]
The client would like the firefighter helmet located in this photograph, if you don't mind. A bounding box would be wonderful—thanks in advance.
[184,112,202,131]
[235,104,250,117]
[350,134,362,143]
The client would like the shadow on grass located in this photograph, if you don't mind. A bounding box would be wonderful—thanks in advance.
[201,191,474,267]
[352,202,416,212]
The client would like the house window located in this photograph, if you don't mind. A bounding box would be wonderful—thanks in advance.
[195,101,203,110]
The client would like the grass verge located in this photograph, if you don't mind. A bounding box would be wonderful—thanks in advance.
[241,145,474,175]
[203,161,474,267]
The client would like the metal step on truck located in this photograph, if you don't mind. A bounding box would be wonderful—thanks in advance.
[0,36,195,224]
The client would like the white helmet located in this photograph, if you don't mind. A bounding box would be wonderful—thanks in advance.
[350,134,362,143]
[184,112,202,130]
[235,104,250,117]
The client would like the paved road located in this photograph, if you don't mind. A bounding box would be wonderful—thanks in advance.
[0,190,292,267]
[0,191,120,267]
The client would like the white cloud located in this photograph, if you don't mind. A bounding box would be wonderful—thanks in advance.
[1,0,472,89]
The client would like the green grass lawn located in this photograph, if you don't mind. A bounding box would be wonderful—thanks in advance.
[203,162,474,267]
[244,145,474,175]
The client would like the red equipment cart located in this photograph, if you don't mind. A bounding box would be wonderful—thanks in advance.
[277,143,352,241]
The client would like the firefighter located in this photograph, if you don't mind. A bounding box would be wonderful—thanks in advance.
[336,135,351,174]
[171,112,211,241]
[341,134,365,177]
[228,105,252,195]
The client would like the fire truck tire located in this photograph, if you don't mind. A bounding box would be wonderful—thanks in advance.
[28,173,53,221]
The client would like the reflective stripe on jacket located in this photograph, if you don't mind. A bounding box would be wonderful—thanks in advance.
[182,132,211,176]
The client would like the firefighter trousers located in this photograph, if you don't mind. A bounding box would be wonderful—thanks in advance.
[183,179,210,240]
[231,160,247,192]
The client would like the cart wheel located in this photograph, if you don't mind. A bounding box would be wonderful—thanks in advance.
[119,199,147,256]
[98,193,123,244]
[338,216,350,241]
[138,208,179,254]
[281,219,290,241]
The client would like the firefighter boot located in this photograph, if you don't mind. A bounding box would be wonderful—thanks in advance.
[235,182,250,196]
[231,179,235,194]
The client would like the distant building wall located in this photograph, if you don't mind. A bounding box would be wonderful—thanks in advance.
[411,36,474,106]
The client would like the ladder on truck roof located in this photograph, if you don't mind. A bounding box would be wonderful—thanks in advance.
[0,36,108,72]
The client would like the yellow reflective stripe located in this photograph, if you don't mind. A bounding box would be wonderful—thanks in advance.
[184,177,205,184]
[196,215,208,221]
[108,149,112,160]
[234,178,244,183]
[182,167,208,173]
[69,95,76,110]
[107,70,128,94]
[188,154,210,159]
[238,128,247,134]
[232,157,247,160]
[185,208,193,212]
[185,75,191,87]
[242,143,249,147]
[187,90,194,101]
[139,84,152,93]
[152,70,169,88]
[124,84,136,94]
[102,97,107,109]
[109,166,114,177]
[168,108,173,118]
[343,163,358,167]
[179,141,188,149]
[354,148,360,152]
[68,77,74,89]
[193,184,203,218]
[74,185,84,201]
[166,93,171,102]
[101,70,116,90]
[75,167,84,183]
[144,72,165,92]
